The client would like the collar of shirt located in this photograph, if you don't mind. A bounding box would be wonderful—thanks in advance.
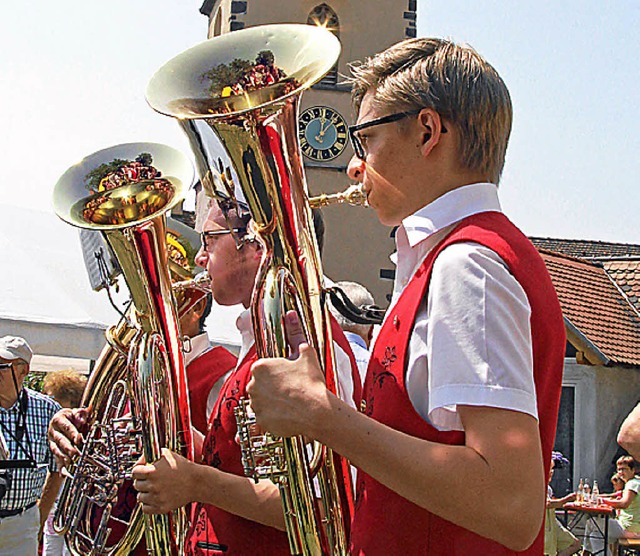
[343,331,368,351]
[184,332,211,367]
[391,182,502,300]
[236,308,255,365]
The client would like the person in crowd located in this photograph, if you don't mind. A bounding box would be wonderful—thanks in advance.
[43,369,87,411]
[50,200,360,555]
[40,368,87,556]
[585,456,640,554]
[246,36,565,554]
[0,336,62,555]
[544,451,581,556]
[328,280,376,382]
[618,403,640,461]
[599,473,626,501]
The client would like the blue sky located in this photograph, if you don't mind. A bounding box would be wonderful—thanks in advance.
[2,1,638,243]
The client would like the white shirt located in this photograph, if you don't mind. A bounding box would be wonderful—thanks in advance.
[386,182,537,431]
[343,331,370,385]
[220,308,358,409]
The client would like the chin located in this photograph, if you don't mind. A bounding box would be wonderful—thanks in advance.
[375,209,402,228]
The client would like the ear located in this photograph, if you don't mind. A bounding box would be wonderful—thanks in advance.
[417,108,446,158]
[192,296,207,318]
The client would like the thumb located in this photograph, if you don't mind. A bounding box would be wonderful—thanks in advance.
[284,310,308,359]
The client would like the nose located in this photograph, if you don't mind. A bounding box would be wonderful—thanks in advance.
[194,245,208,268]
[346,155,365,182]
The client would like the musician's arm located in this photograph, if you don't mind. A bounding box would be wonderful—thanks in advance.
[131,449,285,530]
[315,395,543,550]
[191,460,285,530]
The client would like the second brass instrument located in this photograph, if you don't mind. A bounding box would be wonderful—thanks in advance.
[52,142,195,555]
[147,24,354,556]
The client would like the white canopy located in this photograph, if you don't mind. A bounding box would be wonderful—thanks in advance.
[0,205,241,362]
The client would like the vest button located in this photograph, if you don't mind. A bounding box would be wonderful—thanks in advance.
[393,315,400,329]
[360,400,367,413]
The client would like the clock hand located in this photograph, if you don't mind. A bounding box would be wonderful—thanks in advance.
[315,117,335,142]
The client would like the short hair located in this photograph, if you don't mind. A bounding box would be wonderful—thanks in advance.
[349,37,512,184]
[617,455,637,471]
[198,292,214,333]
[329,280,375,338]
[312,208,325,257]
[42,369,88,409]
[611,473,624,484]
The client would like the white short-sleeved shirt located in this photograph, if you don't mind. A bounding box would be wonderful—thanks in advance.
[386,183,537,431]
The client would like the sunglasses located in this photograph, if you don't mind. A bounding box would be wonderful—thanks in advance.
[348,109,447,160]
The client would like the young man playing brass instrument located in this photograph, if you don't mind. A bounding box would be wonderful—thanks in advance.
[49,201,361,555]
[246,37,565,554]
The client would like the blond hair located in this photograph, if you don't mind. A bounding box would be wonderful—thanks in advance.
[42,369,87,408]
[349,38,512,184]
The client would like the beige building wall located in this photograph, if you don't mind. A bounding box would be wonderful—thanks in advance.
[200,0,417,305]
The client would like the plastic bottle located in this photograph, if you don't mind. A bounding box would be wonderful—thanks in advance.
[584,480,592,504]
[577,478,585,503]
[592,480,600,504]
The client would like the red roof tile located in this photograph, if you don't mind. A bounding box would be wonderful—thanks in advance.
[603,259,640,314]
[539,250,640,366]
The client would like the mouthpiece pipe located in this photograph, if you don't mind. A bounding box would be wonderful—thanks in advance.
[309,184,368,208]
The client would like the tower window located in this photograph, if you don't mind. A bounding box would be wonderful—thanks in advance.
[307,4,340,87]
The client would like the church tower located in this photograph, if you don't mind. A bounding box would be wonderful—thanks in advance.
[198,0,417,305]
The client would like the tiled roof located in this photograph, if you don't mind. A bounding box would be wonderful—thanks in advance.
[539,250,640,366]
[531,237,640,260]
[603,259,640,314]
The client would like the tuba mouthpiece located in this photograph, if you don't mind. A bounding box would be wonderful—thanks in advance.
[309,184,368,208]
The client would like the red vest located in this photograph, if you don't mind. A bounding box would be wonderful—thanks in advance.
[350,212,565,555]
[187,346,238,435]
[187,316,361,555]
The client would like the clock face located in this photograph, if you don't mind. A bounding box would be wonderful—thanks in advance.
[298,106,348,162]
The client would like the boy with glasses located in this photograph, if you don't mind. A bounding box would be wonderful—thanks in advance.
[247,37,565,554]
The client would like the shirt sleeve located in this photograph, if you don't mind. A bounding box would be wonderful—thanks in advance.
[420,242,537,430]
[333,341,357,410]
[626,478,640,495]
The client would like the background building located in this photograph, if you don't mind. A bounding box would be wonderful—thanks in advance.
[198,0,418,305]
[532,238,640,496]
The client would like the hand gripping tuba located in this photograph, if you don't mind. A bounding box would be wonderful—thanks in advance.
[147,24,354,556]
[52,142,195,555]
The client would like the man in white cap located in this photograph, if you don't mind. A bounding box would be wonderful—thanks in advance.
[0,335,62,555]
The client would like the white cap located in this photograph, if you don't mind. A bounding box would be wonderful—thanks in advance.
[0,336,33,364]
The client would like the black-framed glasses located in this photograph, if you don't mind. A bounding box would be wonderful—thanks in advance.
[200,227,247,251]
[348,109,447,160]
[0,363,13,370]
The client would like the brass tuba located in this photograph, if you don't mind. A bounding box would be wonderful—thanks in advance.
[52,142,196,555]
[147,24,354,555]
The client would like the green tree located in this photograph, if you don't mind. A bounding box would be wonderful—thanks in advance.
[85,158,130,191]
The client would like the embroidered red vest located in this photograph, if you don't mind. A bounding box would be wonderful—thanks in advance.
[186,316,361,555]
[350,212,565,555]
[187,346,238,435]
